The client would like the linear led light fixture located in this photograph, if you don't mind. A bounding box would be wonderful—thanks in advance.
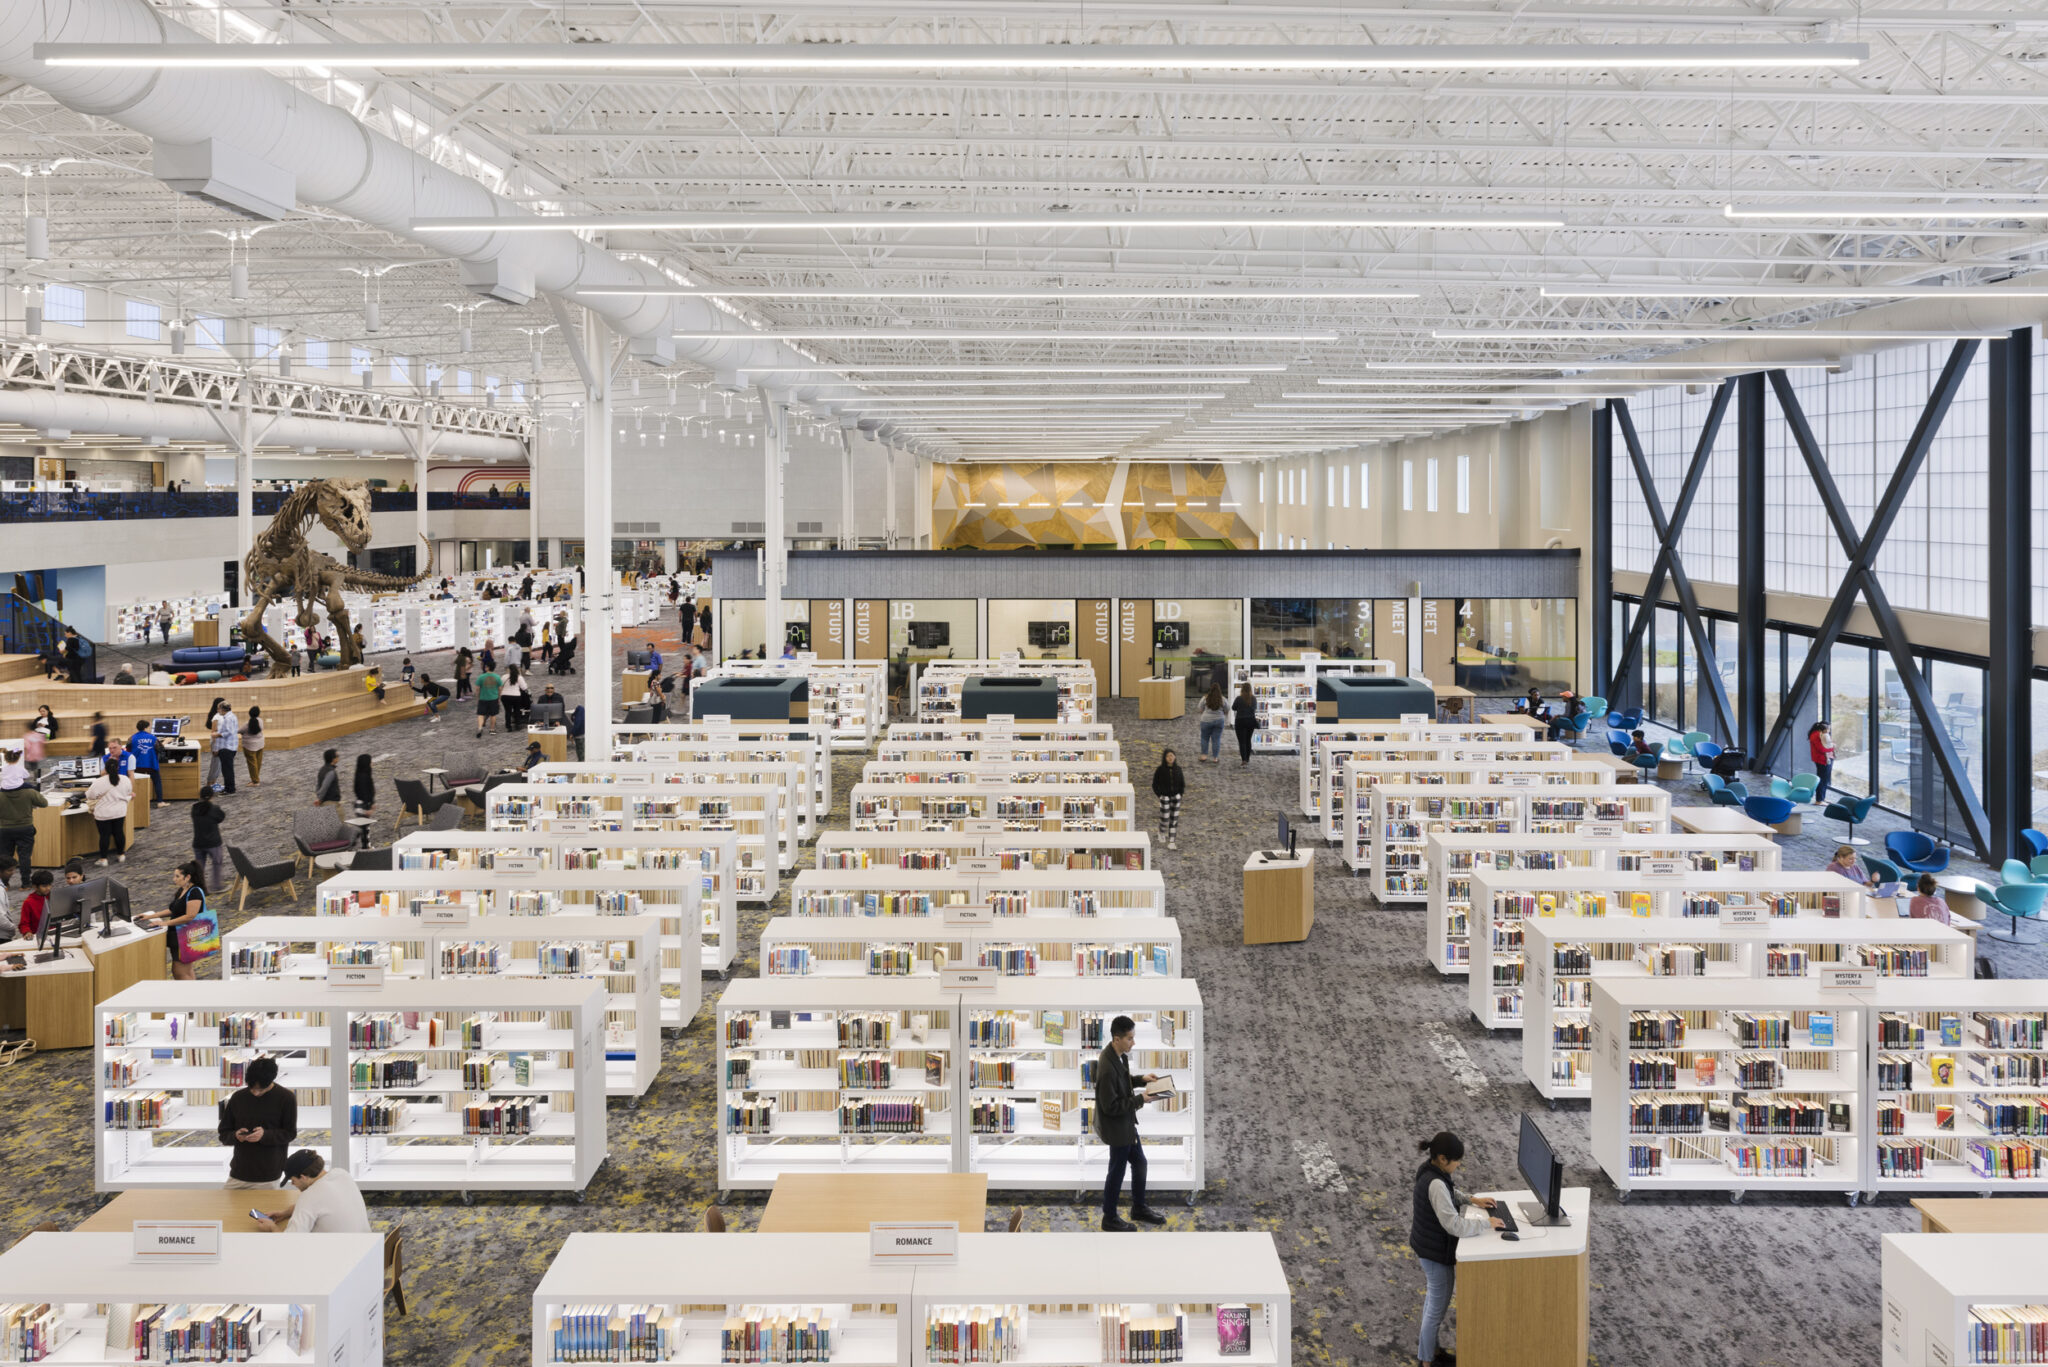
[678,331,1339,342]
[419,212,1562,235]
[736,364,1285,374]
[581,286,1419,300]
[1358,361,1839,372]
[36,42,1868,71]
[1541,284,2048,300]
[837,393,1224,403]
[858,378,1255,387]
[1279,391,1608,400]
[1722,202,2048,221]
[1436,329,2007,342]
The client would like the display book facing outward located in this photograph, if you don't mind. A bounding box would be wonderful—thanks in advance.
[697,659,887,747]
[531,1231,1291,1367]
[715,977,1203,1195]
[1882,1233,2048,1367]
[914,661,1099,725]
[0,1232,381,1367]
[391,828,740,978]
[527,760,814,854]
[1224,658,1396,755]
[223,913,666,1098]
[96,979,607,1192]
[849,781,1136,835]
[759,916,1182,980]
[1369,779,1670,903]
[485,782,785,903]
[1296,723,1550,826]
[813,829,1151,873]
[786,867,1166,922]
[1335,760,1622,873]
[1426,830,1781,978]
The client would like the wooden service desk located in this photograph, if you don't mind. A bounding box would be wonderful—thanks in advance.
[80,921,168,1002]
[1243,850,1314,945]
[1910,1198,2048,1234]
[79,1187,301,1233]
[757,1173,989,1233]
[1454,1187,1591,1367]
[157,743,203,802]
[531,727,570,762]
[1137,678,1186,720]
[31,800,100,864]
[0,945,95,1049]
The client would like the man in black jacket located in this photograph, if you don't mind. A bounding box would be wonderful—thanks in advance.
[217,1055,297,1189]
[1093,1014,1167,1230]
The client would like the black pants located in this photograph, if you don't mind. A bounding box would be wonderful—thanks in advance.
[1234,721,1257,762]
[1105,1139,1148,1219]
[95,817,126,859]
[0,825,35,882]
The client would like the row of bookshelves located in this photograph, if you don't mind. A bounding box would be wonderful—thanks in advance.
[786,869,1166,921]
[701,660,887,747]
[529,762,816,850]
[1423,831,1782,977]
[913,661,1100,725]
[811,831,1151,874]
[861,761,1130,793]
[486,783,784,902]
[1295,723,1554,824]
[106,592,230,646]
[887,722,1118,745]
[1306,738,1570,841]
[1367,780,1671,900]
[95,980,609,1192]
[1338,763,1636,873]
[758,916,1182,980]
[1223,658,1396,755]
[875,737,1123,767]
[614,726,835,815]
[848,783,1136,835]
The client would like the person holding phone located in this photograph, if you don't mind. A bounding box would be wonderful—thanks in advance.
[1410,1130,1506,1367]
[216,1055,297,1190]
[254,1151,371,1233]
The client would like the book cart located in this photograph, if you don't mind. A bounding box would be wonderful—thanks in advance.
[1224,658,1396,754]
[1297,722,1551,826]
[914,661,1100,725]
[789,868,1167,922]
[698,659,887,747]
[614,725,833,817]
[487,782,785,903]
[1339,761,1620,873]
[849,782,1136,835]
[529,1231,1293,1367]
[1882,1232,2048,1367]
[1370,782,1671,903]
[1468,868,1909,1033]
[391,829,740,977]
[530,760,814,849]
[96,979,608,1194]
[0,1232,382,1367]
[814,829,1151,873]
[224,914,666,1097]
[759,916,1182,980]
[1424,830,1780,977]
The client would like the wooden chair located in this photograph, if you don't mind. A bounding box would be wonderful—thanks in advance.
[384,1229,406,1316]
[703,1206,726,1233]
[10,1220,59,1249]
[1006,1208,1023,1233]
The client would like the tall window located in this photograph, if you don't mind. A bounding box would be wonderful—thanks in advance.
[1359,461,1369,510]
[1327,466,1336,507]
[1425,458,1440,513]
[124,299,160,340]
[193,317,225,352]
[1258,468,1266,503]
[1456,454,1471,514]
[303,338,329,370]
[1401,460,1414,511]
[252,325,282,358]
[390,356,410,385]
[43,284,84,326]
[1284,468,1293,506]
[1341,464,1351,508]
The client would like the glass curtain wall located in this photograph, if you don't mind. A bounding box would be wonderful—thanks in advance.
[1151,599,1245,697]
[1456,599,1578,695]
[889,599,979,667]
[988,599,1078,660]
[1248,599,1373,660]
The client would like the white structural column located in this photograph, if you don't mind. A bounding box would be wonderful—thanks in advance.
[883,441,899,548]
[839,426,856,549]
[1309,452,1329,549]
[578,309,615,752]
[759,387,788,647]
[1261,459,1280,549]
[233,385,255,571]
[527,430,541,569]
[412,408,432,577]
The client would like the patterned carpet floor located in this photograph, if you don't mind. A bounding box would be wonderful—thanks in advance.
[6,627,2040,1367]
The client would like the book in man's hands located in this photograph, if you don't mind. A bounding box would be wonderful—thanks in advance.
[1142,1075,1177,1098]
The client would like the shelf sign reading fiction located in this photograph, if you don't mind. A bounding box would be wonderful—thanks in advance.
[417,902,471,926]
[493,855,541,875]
[940,965,999,991]
[870,1221,959,1265]
[328,964,385,988]
[134,1220,222,1263]
[545,818,595,834]
[955,856,1002,875]
[944,903,996,924]
[962,819,1005,834]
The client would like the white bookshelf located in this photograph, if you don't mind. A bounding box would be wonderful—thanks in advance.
[700,659,888,746]
[1298,722,1552,824]
[0,1233,382,1367]
[457,602,506,650]
[530,760,815,849]
[616,726,833,815]
[887,722,1118,744]
[1371,782,1672,902]
[862,760,1131,793]
[913,1233,1290,1367]
[106,591,230,646]
[962,978,1204,1194]
[761,916,1182,980]
[97,979,609,1193]
[717,978,960,1190]
[790,868,1167,921]
[914,660,1100,725]
[1224,658,1396,754]
[1338,762,1619,872]
[486,781,784,901]
[322,863,718,1022]
[1588,978,1871,1200]
[849,781,1136,834]
[1469,868,1944,1032]
[814,830,1152,873]
[876,737,1123,766]
[406,602,457,652]
[224,914,667,1097]
[366,602,407,656]
[391,828,741,977]
[1424,831,1781,978]
[1882,1233,2048,1367]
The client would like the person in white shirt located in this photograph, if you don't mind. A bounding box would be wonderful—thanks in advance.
[86,764,134,866]
[256,1150,372,1234]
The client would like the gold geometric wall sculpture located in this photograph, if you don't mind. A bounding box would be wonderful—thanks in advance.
[932,461,1256,550]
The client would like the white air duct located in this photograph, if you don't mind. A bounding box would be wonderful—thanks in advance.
[0,387,523,460]
[24,215,47,261]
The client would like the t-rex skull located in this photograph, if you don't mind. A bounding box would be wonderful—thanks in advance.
[316,479,374,552]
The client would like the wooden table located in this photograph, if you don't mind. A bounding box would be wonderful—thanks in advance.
[80,922,168,1002]
[1477,713,1545,732]
[1584,753,1639,785]
[1137,678,1185,720]
[1243,851,1314,944]
[0,946,95,1049]
[76,1187,301,1233]
[756,1173,989,1233]
[31,801,100,864]
[1456,1188,1591,1367]
[1671,806,1777,837]
[157,745,203,801]
[1910,1198,2048,1234]
[1434,685,1475,723]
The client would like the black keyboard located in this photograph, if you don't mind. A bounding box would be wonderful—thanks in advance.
[1492,1204,1519,1235]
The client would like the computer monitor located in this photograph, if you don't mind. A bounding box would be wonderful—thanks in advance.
[1026,621,1071,649]
[528,700,567,728]
[1516,1112,1568,1226]
[907,621,950,649]
[76,757,103,779]
[1153,622,1191,651]
[49,877,133,943]
[150,718,182,737]
[46,758,77,782]
[1272,810,1296,860]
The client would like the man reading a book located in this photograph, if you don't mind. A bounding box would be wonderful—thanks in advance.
[1095,1014,1169,1231]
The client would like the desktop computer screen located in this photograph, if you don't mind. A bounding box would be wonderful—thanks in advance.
[150,718,182,737]
[46,759,77,782]
[1516,1112,1567,1225]
[76,757,103,779]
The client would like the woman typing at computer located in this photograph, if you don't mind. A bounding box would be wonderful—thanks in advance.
[1409,1130,1506,1367]
[139,861,215,982]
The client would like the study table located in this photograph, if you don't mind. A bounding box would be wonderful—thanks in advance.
[1454,1186,1591,1367]
[1909,1198,2048,1234]
[1477,713,1545,732]
[1671,806,1777,837]
[755,1173,989,1233]
[78,1187,301,1233]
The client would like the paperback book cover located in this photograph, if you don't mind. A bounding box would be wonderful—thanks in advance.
[1216,1306,1251,1356]
[1809,1013,1835,1048]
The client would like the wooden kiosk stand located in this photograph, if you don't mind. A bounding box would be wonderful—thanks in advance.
[1242,850,1313,944]
[1137,676,1185,719]
[1454,1186,1591,1367]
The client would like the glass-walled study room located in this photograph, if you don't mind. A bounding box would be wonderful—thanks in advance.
[1450,597,1578,695]
[1148,599,1244,696]
[988,599,1077,659]
[1249,599,1377,661]
[718,599,811,661]
[888,599,979,667]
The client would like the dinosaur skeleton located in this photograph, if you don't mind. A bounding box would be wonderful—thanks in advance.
[238,479,434,671]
